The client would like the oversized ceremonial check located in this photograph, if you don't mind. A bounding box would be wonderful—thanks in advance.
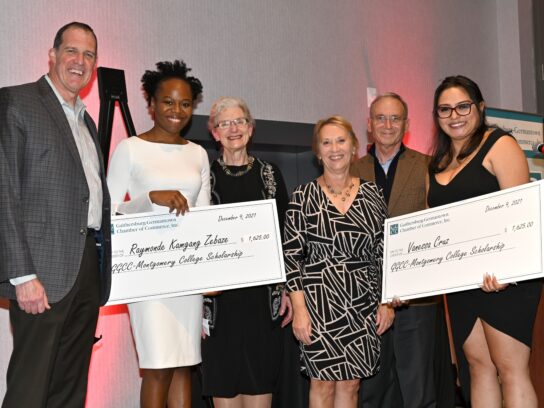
[106,200,285,305]
[382,180,544,303]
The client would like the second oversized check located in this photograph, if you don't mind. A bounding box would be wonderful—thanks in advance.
[107,200,285,305]
[382,180,544,303]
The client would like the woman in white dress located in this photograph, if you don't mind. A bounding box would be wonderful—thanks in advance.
[107,60,209,408]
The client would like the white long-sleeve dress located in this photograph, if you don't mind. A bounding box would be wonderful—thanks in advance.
[107,136,210,368]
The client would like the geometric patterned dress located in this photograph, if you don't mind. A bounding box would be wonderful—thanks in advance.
[284,179,387,380]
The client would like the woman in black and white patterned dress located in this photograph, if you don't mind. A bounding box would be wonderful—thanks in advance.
[284,115,392,407]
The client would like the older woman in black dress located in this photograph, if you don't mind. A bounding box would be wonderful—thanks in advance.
[201,96,292,408]
[284,115,393,407]
[427,75,540,407]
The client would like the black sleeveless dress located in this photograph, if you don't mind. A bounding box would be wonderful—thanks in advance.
[201,158,288,397]
[427,128,542,399]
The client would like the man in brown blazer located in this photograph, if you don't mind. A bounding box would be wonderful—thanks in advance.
[353,93,440,408]
[0,22,111,407]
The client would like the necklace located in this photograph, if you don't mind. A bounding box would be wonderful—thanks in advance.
[323,176,355,202]
[218,156,255,177]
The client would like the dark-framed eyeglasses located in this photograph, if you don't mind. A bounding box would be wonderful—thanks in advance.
[215,117,250,130]
[435,102,475,119]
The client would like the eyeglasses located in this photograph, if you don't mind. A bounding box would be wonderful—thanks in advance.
[215,117,250,130]
[435,102,475,118]
[372,115,406,126]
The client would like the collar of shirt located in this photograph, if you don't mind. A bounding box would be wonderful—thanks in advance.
[369,143,405,205]
[369,143,405,175]
[45,74,87,119]
[44,74,103,230]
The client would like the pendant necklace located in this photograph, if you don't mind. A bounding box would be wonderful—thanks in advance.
[323,176,354,202]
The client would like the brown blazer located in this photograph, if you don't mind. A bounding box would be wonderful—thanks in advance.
[351,146,429,218]
[352,146,434,304]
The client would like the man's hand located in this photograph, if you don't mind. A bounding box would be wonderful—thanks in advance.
[15,279,50,314]
[375,304,394,335]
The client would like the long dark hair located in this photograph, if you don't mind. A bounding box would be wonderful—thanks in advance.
[429,75,488,173]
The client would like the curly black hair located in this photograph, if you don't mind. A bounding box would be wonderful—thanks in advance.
[141,60,203,106]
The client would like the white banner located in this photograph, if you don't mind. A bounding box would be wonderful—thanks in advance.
[486,107,544,180]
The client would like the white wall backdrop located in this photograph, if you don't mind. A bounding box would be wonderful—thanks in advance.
[0,1,536,406]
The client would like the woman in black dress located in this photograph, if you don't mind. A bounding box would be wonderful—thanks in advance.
[427,75,540,407]
[201,96,293,408]
[284,115,392,407]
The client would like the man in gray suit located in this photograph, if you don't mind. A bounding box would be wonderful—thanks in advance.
[353,93,442,408]
[0,22,111,407]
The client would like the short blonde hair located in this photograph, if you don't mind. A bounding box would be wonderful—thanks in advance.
[312,115,359,156]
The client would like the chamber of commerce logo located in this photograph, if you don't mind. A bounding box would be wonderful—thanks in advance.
[389,223,399,235]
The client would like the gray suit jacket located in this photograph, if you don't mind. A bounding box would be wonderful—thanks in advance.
[0,76,111,305]
[351,146,429,218]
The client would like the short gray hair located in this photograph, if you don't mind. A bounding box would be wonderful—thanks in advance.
[208,96,255,132]
[369,92,409,118]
